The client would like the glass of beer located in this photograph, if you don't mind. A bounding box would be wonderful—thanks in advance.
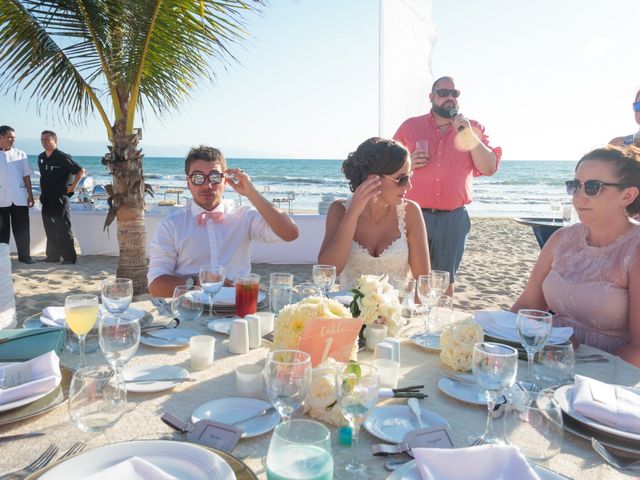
[65,294,99,368]
[235,274,260,317]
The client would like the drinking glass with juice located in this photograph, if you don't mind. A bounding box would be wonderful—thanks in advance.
[236,274,260,317]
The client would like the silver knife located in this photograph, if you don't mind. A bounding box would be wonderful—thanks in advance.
[0,432,45,443]
[231,406,278,426]
[143,332,189,345]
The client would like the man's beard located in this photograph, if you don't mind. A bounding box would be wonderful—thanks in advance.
[432,103,457,118]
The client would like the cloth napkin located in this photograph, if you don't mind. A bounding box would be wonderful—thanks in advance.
[0,351,62,405]
[83,457,177,480]
[40,306,66,327]
[413,445,541,480]
[475,310,573,344]
[572,375,640,434]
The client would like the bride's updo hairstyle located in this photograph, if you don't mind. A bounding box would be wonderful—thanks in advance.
[342,137,409,193]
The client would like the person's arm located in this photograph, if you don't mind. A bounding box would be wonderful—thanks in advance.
[317,176,381,274]
[67,169,85,195]
[452,116,498,175]
[148,274,199,298]
[404,200,430,279]
[614,251,640,367]
[23,175,34,208]
[225,168,299,241]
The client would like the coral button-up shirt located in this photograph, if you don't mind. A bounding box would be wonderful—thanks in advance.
[394,112,502,211]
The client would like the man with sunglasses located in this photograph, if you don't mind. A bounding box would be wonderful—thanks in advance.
[148,146,299,297]
[394,76,501,295]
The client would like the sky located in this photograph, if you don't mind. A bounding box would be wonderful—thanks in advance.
[2,0,640,160]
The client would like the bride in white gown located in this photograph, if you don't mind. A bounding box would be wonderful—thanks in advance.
[318,137,430,290]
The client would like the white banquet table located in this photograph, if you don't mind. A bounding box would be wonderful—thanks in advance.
[1,301,639,479]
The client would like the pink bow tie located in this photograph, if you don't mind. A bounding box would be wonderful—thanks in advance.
[196,211,224,225]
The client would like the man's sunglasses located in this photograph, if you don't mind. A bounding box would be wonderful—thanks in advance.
[633,101,640,112]
[565,179,628,197]
[188,171,225,186]
[434,88,460,98]
[382,172,413,187]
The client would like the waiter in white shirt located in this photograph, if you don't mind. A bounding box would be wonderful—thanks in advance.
[0,126,35,264]
[148,145,299,297]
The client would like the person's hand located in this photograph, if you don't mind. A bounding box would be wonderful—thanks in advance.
[347,175,381,216]
[66,185,75,195]
[452,114,471,133]
[27,196,34,208]
[225,168,256,197]
[411,149,430,169]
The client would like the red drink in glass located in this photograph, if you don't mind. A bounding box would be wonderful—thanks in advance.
[235,274,260,317]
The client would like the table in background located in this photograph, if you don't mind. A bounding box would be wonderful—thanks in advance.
[515,217,569,248]
[1,301,639,479]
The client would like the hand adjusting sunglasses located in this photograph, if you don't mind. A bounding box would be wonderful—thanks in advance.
[565,179,628,197]
[188,171,225,186]
[382,172,413,186]
[434,88,460,98]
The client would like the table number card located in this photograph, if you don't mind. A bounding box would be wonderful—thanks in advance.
[299,318,363,367]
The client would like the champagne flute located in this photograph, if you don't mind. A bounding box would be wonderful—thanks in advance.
[264,349,312,423]
[312,264,336,297]
[171,285,204,323]
[516,309,553,387]
[101,278,133,316]
[65,294,99,368]
[471,342,518,445]
[199,264,225,322]
[336,363,379,478]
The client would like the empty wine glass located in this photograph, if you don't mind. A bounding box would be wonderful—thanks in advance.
[64,294,99,368]
[392,277,416,321]
[534,343,575,388]
[336,363,379,479]
[171,285,204,323]
[199,264,225,321]
[264,349,312,423]
[312,264,336,297]
[416,271,449,344]
[550,203,561,224]
[101,278,133,316]
[516,309,553,387]
[471,342,518,445]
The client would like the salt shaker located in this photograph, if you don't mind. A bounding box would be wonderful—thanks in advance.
[229,318,250,354]
[245,314,262,349]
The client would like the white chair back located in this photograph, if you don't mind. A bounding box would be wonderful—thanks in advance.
[0,243,17,329]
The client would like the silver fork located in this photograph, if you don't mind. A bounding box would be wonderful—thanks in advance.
[60,442,86,459]
[0,444,59,480]
[591,438,640,471]
[469,436,487,447]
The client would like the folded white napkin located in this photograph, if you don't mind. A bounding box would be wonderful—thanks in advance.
[572,375,640,434]
[83,456,177,480]
[475,310,573,345]
[40,306,66,327]
[0,351,62,405]
[413,445,540,480]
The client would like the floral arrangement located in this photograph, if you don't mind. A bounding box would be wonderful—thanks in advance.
[271,296,352,351]
[350,274,403,336]
[303,358,348,426]
[439,316,484,372]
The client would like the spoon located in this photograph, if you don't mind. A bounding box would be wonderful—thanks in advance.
[408,398,423,430]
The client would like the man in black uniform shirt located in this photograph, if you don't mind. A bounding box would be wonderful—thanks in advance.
[38,131,84,264]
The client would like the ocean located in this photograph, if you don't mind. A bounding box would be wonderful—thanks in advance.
[45,156,577,217]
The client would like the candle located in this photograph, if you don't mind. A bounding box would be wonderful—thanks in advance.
[190,335,215,371]
[236,364,264,398]
[365,324,388,351]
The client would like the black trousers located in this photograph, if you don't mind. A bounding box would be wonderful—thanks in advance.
[0,204,31,262]
[41,198,77,262]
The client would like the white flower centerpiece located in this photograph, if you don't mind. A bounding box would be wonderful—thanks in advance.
[439,316,484,372]
[350,274,404,337]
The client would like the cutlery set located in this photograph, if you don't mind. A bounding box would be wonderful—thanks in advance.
[0,442,85,479]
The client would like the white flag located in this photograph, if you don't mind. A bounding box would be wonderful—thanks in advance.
[379,0,437,138]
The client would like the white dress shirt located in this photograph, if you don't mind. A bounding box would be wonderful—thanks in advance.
[148,199,283,284]
[0,148,33,207]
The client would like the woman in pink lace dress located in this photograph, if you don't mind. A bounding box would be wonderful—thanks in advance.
[513,146,640,367]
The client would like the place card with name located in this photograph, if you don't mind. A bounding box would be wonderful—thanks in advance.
[299,318,363,367]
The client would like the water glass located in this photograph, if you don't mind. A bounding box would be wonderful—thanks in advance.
[534,343,575,388]
[264,349,312,422]
[69,365,125,432]
[516,309,553,386]
[294,283,320,302]
[429,295,454,335]
[101,278,133,315]
[337,363,379,478]
[562,204,572,222]
[65,294,99,368]
[550,203,561,223]
[266,420,333,480]
[392,277,416,320]
[235,273,260,317]
[171,285,204,323]
[471,342,518,445]
[269,272,294,315]
[312,264,336,297]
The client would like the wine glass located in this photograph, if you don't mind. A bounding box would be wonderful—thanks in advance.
[336,363,379,478]
[199,264,225,321]
[550,203,561,224]
[392,277,416,321]
[312,264,336,297]
[516,309,553,387]
[98,312,142,407]
[171,285,204,323]
[101,278,133,316]
[264,349,312,423]
[534,343,575,389]
[64,294,99,368]
[416,271,449,343]
[471,342,518,445]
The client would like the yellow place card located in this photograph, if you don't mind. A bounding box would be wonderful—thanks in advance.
[299,318,363,367]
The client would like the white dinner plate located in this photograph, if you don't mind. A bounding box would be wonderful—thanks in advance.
[553,384,640,442]
[211,287,266,306]
[364,405,450,443]
[437,378,487,406]
[122,365,190,393]
[192,397,280,438]
[39,440,235,480]
[409,334,441,352]
[207,318,235,335]
[36,307,153,329]
[0,380,60,413]
[139,328,199,348]
[386,459,566,480]
[475,310,572,345]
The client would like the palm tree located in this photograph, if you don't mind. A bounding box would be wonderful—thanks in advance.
[0,0,263,293]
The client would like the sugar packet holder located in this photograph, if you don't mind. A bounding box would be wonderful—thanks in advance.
[371,425,455,456]
[161,412,242,453]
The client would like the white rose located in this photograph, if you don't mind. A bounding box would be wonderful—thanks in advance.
[307,370,338,409]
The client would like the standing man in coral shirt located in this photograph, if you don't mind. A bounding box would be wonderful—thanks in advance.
[394,76,502,295]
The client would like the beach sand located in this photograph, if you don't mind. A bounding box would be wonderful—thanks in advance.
[10,217,540,320]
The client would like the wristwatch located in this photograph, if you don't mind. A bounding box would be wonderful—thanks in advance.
[185,275,198,288]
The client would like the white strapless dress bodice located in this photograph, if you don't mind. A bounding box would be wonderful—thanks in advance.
[339,201,410,290]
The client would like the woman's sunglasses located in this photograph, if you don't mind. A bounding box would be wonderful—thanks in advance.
[382,172,413,187]
[188,171,225,186]
[434,88,460,98]
[565,179,628,197]
[633,101,640,112]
